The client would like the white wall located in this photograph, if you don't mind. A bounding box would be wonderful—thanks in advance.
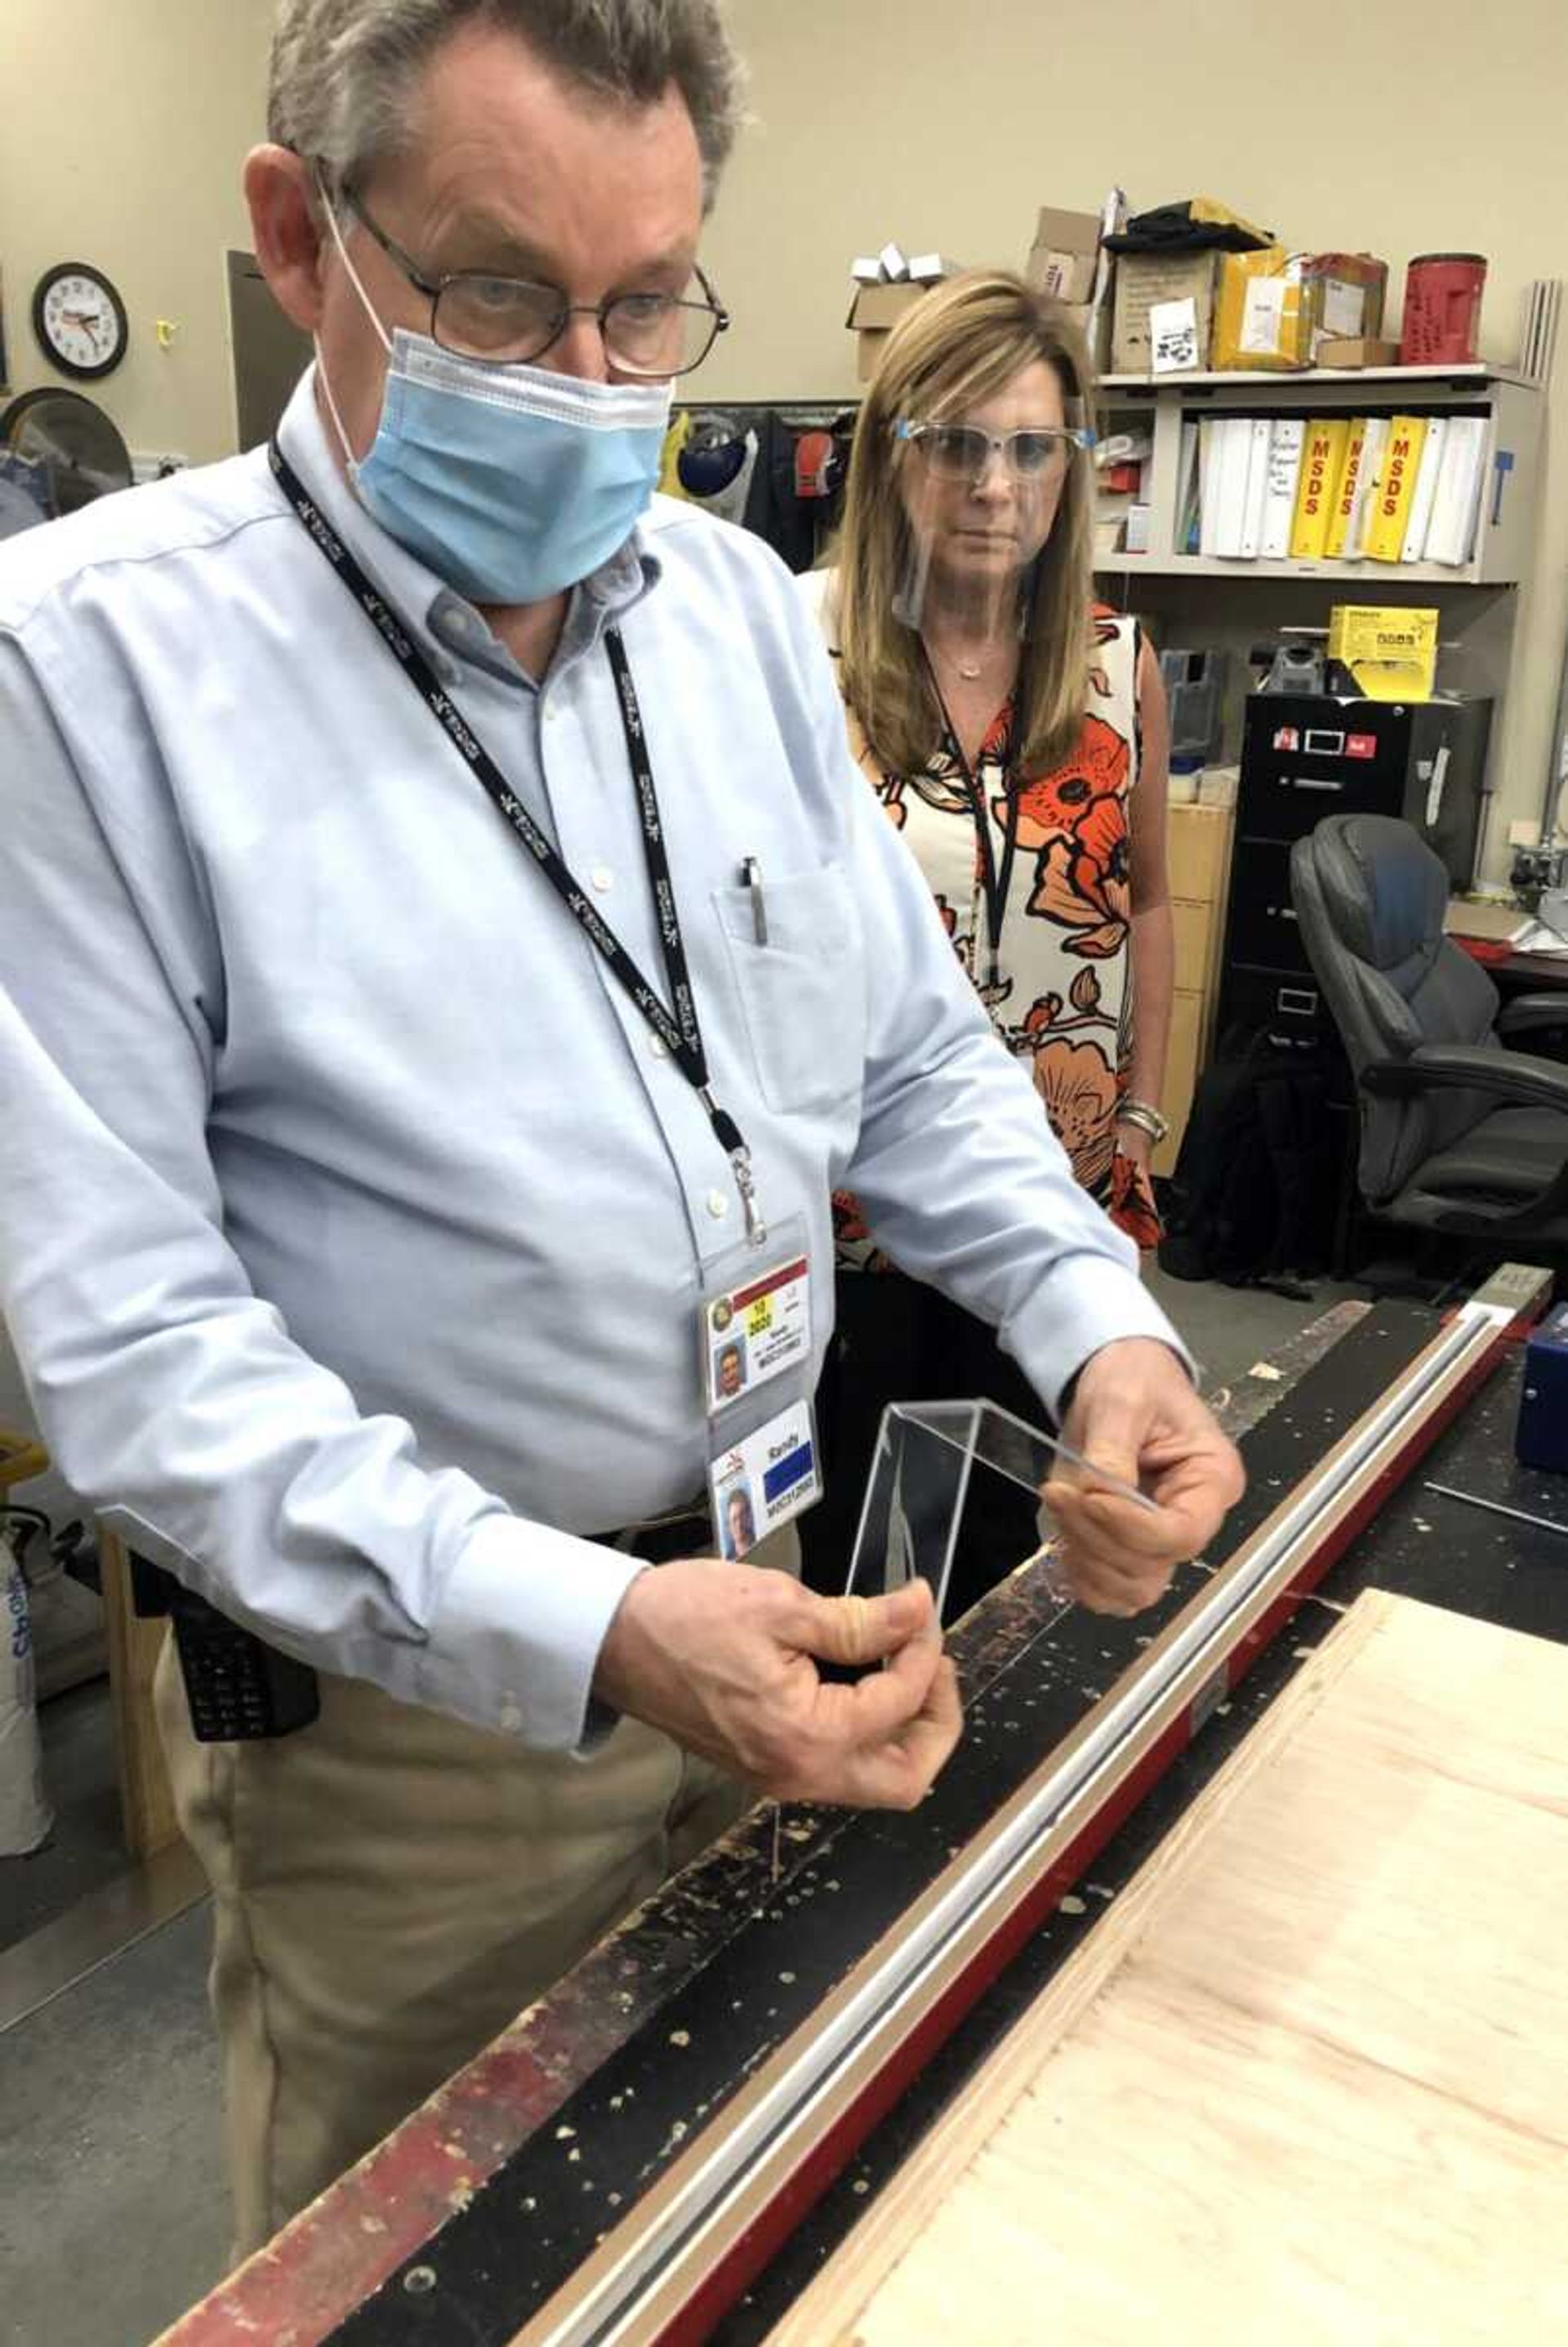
[4,0,1565,865]
[700,0,1568,870]
[0,0,276,466]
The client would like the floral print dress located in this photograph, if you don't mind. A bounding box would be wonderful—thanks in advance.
[823,597,1161,1259]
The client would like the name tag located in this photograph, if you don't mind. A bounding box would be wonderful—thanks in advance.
[708,1399,822,1559]
[703,1252,811,1417]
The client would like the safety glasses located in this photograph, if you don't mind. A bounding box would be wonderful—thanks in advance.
[895,417,1095,484]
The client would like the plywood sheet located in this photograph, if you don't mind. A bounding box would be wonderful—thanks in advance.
[773,1594,1568,2346]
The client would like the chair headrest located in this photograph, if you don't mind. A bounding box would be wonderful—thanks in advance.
[1306,814,1449,973]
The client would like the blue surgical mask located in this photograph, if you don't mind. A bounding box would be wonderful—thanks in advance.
[316,206,672,605]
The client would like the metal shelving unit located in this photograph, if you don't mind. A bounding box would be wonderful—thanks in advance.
[1096,364,1540,589]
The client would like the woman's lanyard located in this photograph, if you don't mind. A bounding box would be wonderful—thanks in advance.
[268,441,766,1245]
[920,647,1022,993]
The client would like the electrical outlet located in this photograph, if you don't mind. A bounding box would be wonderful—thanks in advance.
[131,451,189,486]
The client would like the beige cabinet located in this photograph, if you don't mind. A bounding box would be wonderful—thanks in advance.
[1155,800,1235,1176]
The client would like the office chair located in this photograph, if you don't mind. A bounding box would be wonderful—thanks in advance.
[1290,813,1568,1247]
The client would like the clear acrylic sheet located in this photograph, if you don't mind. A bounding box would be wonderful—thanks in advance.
[845,1398,1157,1627]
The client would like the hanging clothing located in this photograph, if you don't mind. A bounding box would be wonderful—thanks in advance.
[741,408,826,573]
[669,409,853,569]
[803,573,1160,1252]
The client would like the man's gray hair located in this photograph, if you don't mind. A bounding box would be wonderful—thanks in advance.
[269,0,746,207]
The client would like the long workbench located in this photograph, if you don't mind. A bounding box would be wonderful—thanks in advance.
[156,1280,1568,2345]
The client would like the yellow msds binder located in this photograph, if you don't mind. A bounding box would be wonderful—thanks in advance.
[1363,417,1429,563]
[1324,418,1369,558]
[1289,418,1350,560]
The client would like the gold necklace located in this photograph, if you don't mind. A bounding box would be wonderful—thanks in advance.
[929,638,1006,687]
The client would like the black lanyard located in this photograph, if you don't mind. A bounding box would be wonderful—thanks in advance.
[921,649,1021,990]
[268,441,764,1243]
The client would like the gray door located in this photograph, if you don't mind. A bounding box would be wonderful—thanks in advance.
[228,251,312,449]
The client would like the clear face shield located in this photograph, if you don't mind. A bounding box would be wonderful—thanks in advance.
[889,401,1094,649]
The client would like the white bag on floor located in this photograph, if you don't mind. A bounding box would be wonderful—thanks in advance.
[1,1530,51,1855]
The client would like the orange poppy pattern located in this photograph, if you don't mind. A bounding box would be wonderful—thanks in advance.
[838,606,1160,1251]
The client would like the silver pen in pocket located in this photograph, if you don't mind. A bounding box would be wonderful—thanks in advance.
[741,855,768,946]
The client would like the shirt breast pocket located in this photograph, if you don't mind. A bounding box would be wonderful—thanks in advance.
[715,863,863,1115]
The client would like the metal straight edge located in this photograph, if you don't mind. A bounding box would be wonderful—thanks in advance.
[516,1293,1515,2347]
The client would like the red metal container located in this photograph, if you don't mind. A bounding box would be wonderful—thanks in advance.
[1401,252,1488,365]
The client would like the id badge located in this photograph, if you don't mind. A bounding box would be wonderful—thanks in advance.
[702,1228,813,1418]
[708,1398,822,1559]
[699,1214,821,1554]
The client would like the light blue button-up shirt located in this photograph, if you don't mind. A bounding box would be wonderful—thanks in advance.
[0,371,1183,1749]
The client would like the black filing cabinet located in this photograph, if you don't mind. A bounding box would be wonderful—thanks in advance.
[1218,692,1492,1064]
[1214,692,1493,1269]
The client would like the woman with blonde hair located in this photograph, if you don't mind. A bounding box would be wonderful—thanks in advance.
[801,270,1174,1586]
[806,268,1173,1236]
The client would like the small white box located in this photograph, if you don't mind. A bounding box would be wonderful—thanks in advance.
[878,241,909,283]
[907,252,960,284]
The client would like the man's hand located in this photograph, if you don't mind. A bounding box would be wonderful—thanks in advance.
[1049,1337,1245,1617]
[593,1563,961,1810]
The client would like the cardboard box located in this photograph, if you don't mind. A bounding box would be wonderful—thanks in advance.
[1026,206,1102,305]
[1111,251,1221,374]
[1165,795,1235,895]
[1301,252,1388,358]
[1328,603,1439,700]
[1214,247,1306,372]
[1213,250,1390,373]
[1316,336,1402,369]
[846,280,928,383]
[1059,298,1110,374]
[847,283,927,332]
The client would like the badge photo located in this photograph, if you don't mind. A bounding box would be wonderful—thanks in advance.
[702,1245,812,1417]
[707,1398,822,1556]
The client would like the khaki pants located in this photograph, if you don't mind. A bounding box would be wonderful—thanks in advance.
[158,1523,797,2260]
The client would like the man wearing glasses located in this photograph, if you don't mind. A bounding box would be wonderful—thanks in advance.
[0,0,1241,2251]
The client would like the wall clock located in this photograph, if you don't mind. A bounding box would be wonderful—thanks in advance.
[32,262,129,381]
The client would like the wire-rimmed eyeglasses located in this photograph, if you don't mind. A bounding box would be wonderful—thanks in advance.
[334,181,730,378]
